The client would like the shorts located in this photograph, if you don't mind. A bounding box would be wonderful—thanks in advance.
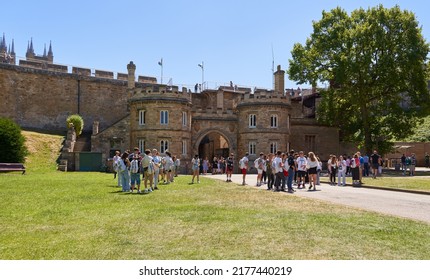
[226,166,233,173]
[130,173,141,185]
[297,170,307,177]
[308,167,317,174]
[241,168,247,175]
[257,168,263,174]
[372,163,379,169]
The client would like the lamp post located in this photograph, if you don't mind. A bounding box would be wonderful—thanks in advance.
[198,61,204,90]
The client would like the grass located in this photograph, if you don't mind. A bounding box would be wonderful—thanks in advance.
[320,169,430,193]
[0,131,429,260]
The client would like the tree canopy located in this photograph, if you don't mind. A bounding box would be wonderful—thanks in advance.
[288,5,430,154]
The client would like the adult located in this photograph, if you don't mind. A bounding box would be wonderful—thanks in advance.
[174,156,181,177]
[401,153,406,174]
[112,150,121,187]
[296,151,308,189]
[337,155,347,186]
[266,153,274,190]
[363,154,370,177]
[328,155,337,186]
[164,151,174,184]
[239,153,249,185]
[425,152,430,168]
[130,154,141,193]
[191,154,200,183]
[151,149,161,190]
[286,150,296,193]
[141,149,154,193]
[351,153,360,185]
[370,150,381,179]
[118,152,131,192]
[410,153,417,176]
[307,152,319,190]
[225,153,234,182]
[272,151,284,192]
[255,152,265,187]
[202,157,209,175]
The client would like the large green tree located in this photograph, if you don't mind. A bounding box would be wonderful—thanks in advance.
[288,5,430,154]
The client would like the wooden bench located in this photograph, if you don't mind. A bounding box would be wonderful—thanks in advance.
[0,163,26,174]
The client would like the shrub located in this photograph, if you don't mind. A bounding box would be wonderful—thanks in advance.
[66,114,84,136]
[0,117,28,163]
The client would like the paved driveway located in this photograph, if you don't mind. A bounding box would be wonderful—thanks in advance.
[204,174,430,224]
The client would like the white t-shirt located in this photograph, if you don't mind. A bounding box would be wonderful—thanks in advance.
[273,156,283,173]
[307,159,319,169]
[240,156,248,169]
[141,154,153,168]
[296,156,308,171]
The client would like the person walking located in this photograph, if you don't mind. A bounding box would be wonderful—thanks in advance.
[306,152,319,190]
[370,150,381,179]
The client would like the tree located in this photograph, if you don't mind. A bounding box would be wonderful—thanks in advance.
[66,114,84,136]
[288,5,430,155]
[0,117,28,163]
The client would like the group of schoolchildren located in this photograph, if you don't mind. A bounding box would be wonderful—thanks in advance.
[236,149,385,192]
[112,148,180,193]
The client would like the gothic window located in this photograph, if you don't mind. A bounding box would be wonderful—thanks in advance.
[249,141,256,155]
[160,140,169,154]
[270,114,278,128]
[160,110,169,125]
[249,114,256,128]
[138,110,146,125]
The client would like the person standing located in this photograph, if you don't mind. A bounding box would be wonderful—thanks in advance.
[118,152,131,192]
[164,151,174,184]
[410,153,417,176]
[296,151,308,189]
[401,154,407,175]
[191,154,200,183]
[112,150,121,187]
[425,152,430,168]
[273,151,284,192]
[202,157,209,175]
[328,155,337,185]
[266,153,275,190]
[337,155,347,186]
[225,153,234,182]
[152,149,161,190]
[287,150,296,193]
[351,153,360,185]
[306,152,319,190]
[370,150,381,179]
[255,152,265,187]
[363,154,370,177]
[130,154,141,193]
[141,149,154,193]
[239,153,249,185]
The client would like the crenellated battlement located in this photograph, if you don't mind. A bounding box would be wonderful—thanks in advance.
[239,88,291,106]
[130,84,192,102]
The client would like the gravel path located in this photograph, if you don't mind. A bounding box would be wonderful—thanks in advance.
[204,174,430,224]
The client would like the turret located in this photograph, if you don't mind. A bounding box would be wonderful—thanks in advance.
[47,41,53,63]
[274,65,285,95]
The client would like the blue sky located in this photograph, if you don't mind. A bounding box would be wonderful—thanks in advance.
[2,0,429,90]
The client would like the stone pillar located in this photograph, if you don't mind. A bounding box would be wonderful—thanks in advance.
[274,65,285,95]
[127,61,136,89]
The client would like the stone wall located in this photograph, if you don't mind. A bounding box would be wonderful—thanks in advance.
[0,63,129,132]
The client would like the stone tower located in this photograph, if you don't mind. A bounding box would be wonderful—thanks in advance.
[236,65,291,160]
[127,62,193,170]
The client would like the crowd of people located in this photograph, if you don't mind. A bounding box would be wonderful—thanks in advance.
[112,148,181,193]
[234,149,386,192]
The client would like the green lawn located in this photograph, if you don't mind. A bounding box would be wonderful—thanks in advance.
[0,131,429,260]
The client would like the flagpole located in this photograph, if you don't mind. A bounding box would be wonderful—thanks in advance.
[159,58,163,84]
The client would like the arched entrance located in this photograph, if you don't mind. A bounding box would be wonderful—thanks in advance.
[198,132,230,162]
